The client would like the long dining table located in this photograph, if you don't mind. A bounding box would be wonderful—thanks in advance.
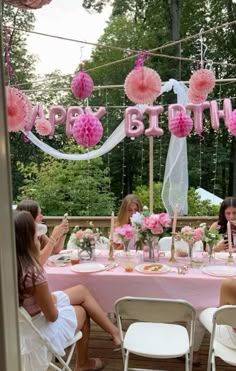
[44,250,235,313]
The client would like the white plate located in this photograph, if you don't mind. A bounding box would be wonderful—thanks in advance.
[214,252,236,261]
[71,262,106,273]
[47,254,70,266]
[135,263,170,274]
[202,265,236,277]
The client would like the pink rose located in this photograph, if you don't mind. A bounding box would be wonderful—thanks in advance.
[181,226,193,234]
[76,230,84,239]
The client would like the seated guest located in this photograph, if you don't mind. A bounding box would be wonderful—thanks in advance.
[15,210,120,371]
[16,199,68,265]
[210,197,236,252]
[116,194,142,227]
[200,278,236,349]
[113,194,142,250]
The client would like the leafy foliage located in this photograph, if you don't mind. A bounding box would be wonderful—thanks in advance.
[135,182,219,215]
[17,145,115,216]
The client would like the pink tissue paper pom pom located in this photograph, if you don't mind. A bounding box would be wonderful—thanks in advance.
[229,109,236,136]
[187,88,207,104]
[72,114,103,147]
[5,86,32,132]
[124,66,161,104]
[71,70,94,99]
[189,68,216,95]
[35,118,52,136]
[169,112,193,137]
[5,0,51,9]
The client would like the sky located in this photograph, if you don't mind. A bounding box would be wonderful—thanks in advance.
[27,0,112,75]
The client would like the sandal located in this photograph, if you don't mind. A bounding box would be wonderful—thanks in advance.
[77,358,105,371]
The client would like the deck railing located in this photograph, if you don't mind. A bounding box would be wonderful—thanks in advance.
[44,215,218,236]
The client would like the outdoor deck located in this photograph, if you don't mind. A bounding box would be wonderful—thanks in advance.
[50,320,235,371]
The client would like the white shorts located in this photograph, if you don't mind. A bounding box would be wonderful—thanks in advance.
[32,291,77,355]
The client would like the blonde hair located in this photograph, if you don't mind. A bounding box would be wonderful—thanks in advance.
[116,194,142,226]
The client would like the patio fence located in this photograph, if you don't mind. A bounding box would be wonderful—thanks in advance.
[44,216,218,237]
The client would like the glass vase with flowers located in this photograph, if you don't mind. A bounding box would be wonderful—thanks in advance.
[177,226,204,265]
[113,224,135,252]
[131,211,172,262]
[68,223,99,260]
[199,223,222,262]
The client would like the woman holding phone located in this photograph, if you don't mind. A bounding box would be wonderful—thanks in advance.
[16,199,68,264]
[210,197,236,252]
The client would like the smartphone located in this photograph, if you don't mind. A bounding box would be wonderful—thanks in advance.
[57,255,70,262]
[223,233,233,244]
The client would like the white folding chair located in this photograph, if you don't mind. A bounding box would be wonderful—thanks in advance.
[158,236,172,251]
[200,305,236,371]
[19,307,82,371]
[114,296,196,371]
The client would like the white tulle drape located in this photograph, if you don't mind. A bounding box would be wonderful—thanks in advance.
[23,79,189,215]
[161,80,189,216]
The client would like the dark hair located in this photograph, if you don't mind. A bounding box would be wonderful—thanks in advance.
[117,194,142,226]
[16,200,39,220]
[13,210,42,305]
[218,197,236,233]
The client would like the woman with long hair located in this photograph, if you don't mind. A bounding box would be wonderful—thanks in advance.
[15,210,120,371]
[210,197,236,251]
[113,194,142,250]
[16,199,68,264]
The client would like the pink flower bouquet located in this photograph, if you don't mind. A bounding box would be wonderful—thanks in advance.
[131,212,172,249]
[113,224,135,251]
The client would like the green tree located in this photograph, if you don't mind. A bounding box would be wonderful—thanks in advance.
[16,145,115,216]
[135,182,219,215]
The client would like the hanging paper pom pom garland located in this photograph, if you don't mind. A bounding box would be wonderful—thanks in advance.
[5,0,52,9]
[71,69,94,100]
[169,112,193,137]
[124,66,161,104]
[187,88,208,104]
[72,114,103,147]
[35,118,52,136]
[189,68,215,94]
[229,110,236,136]
[188,68,216,104]
[5,86,32,132]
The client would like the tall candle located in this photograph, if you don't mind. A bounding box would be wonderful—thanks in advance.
[172,206,178,234]
[227,221,233,252]
[110,211,115,239]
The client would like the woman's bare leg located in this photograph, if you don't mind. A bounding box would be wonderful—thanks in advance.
[220,278,236,305]
[63,285,120,346]
[73,306,104,371]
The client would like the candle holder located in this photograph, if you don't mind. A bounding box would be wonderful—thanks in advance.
[227,250,234,265]
[108,238,114,261]
[169,233,176,263]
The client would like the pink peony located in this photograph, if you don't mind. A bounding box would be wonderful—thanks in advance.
[158,213,172,227]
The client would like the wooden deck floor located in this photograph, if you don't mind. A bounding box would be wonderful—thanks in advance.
[50,321,236,371]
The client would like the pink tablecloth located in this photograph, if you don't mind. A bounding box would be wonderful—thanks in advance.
[44,252,229,313]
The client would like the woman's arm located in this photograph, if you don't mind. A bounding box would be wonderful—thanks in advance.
[39,221,69,265]
[34,281,58,322]
[209,222,227,252]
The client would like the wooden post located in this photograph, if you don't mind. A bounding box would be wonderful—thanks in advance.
[149,136,154,213]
